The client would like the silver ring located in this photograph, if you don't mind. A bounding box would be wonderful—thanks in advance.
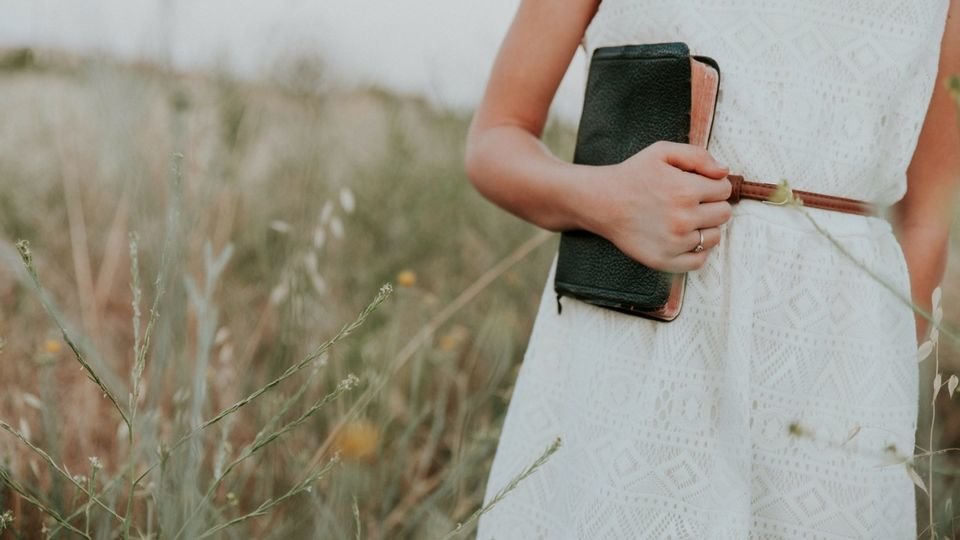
[692,229,704,253]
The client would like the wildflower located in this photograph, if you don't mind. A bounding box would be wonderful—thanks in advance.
[18,418,30,442]
[339,187,356,214]
[397,270,417,288]
[438,335,458,352]
[336,374,360,392]
[313,228,327,249]
[269,220,292,234]
[334,419,380,462]
[21,393,42,410]
[304,251,328,295]
[438,324,469,351]
[42,339,62,354]
[930,285,943,344]
[330,216,345,239]
[270,280,290,305]
[214,327,231,346]
[319,200,335,226]
[15,239,32,268]
[88,456,102,470]
[0,509,13,531]
[884,444,910,466]
[218,343,234,364]
[918,285,942,362]
[840,424,861,446]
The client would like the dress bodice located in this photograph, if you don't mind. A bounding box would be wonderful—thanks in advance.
[580,0,951,206]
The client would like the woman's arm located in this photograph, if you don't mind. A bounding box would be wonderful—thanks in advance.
[464,0,601,233]
[892,0,960,342]
[464,0,733,273]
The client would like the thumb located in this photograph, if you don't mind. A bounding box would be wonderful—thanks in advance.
[658,142,729,179]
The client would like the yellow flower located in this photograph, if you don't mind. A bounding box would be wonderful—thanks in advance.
[43,339,62,354]
[334,419,379,462]
[396,270,417,288]
[438,335,458,351]
[438,324,469,352]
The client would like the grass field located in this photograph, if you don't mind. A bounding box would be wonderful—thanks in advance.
[0,48,958,539]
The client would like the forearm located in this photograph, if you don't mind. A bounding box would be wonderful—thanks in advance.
[464,123,595,233]
[893,222,950,342]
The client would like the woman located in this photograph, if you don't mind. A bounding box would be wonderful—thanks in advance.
[465,0,959,538]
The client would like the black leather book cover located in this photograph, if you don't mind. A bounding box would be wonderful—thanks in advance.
[554,42,720,321]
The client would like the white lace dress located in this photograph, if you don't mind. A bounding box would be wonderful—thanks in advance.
[476,1,951,538]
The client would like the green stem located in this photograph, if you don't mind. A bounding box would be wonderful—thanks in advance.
[194,457,340,540]
[0,420,121,521]
[84,467,97,537]
[15,240,131,429]
[172,375,358,539]
[122,422,136,539]
[442,437,562,539]
[131,285,390,490]
[0,468,90,539]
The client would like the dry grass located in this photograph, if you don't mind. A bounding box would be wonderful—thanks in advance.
[0,48,569,538]
[0,47,958,538]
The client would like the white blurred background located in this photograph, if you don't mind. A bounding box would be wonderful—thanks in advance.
[0,0,589,122]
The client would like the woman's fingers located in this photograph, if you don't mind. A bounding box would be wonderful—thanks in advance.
[684,226,721,252]
[656,141,729,179]
[595,140,734,273]
[690,200,733,229]
[669,249,711,273]
[664,226,721,272]
[666,224,721,258]
[679,171,733,203]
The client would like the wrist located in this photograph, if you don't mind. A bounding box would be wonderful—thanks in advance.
[552,162,607,234]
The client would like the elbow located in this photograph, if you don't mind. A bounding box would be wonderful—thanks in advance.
[463,122,488,192]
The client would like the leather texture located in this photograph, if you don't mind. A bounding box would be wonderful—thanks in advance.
[726,174,879,216]
[555,42,710,322]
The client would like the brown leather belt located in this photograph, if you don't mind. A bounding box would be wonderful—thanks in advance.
[725,174,879,217]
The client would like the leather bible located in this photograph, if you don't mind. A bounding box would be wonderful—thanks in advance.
[554,42,721,322]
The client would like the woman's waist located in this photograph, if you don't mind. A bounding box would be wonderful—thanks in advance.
[727,198,895,239]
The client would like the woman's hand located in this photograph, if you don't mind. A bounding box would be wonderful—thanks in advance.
[465,0,731,273]
[574,141,733,273]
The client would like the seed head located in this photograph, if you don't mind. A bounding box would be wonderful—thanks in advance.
[15,239,32,268]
